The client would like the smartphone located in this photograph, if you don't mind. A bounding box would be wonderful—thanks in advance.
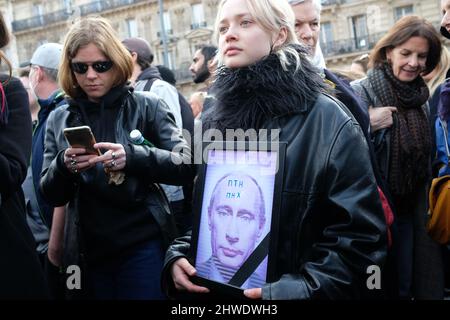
[63,126,100,156]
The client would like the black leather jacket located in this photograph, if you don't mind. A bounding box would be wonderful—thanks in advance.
[163,94,387,299]
[40,90,194,264]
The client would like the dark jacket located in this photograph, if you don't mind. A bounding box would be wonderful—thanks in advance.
[351,77,394,183]
[0,75,49,299]
[351,77,431,188]
[40,89,194,266]
[22,91,66,254]
[30,90,65,228]
[324,69,370,134]
[163,51,387,300]
[352,76,445,299]
[164,94,387,299]
[325,70,392,205]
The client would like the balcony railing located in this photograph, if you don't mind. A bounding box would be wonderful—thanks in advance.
[191,21,207,30]
[157,29,173,38]
[12,0,148,32]
[321,0,341,6]
[12,10,74,32]
[79,0,145,15]
[322,0,364,5]
[321,32,385,57]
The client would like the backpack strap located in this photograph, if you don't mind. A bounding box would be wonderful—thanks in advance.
[143,78,158,92]
[439,118,450,163]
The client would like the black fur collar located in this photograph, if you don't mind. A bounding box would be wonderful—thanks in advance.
[205,45,326,132]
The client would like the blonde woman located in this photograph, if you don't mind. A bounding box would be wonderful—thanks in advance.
[163,0,386,300]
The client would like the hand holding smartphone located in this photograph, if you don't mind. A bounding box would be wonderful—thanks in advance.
[63,126,101,156]
[63,126,125,185]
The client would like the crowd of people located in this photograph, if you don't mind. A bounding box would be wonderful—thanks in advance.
[1,0,450,300]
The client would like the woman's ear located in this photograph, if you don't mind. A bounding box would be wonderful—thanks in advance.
[273,26,288,49]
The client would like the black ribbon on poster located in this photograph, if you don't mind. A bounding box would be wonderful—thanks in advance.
[227,232,270,287]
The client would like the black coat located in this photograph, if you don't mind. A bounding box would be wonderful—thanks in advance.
[163,50,387,299]
[326,70,394,219]
[0,75,49,299]
[40,89,195,266]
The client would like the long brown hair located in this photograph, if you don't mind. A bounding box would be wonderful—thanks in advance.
[369,15,441,75]
[0,12,11,125]
[0,12,12,82]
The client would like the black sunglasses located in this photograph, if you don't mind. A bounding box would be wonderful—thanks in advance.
[70,60,113,74]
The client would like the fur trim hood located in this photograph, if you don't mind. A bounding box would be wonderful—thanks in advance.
[205,45,327,132]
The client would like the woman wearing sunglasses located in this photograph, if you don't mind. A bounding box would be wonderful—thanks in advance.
[40,16,194,299]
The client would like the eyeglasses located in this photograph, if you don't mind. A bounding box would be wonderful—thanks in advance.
[70,61,113,74]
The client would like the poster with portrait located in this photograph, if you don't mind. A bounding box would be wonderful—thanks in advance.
[189,142,285,296]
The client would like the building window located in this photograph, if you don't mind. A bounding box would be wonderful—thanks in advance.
[126,19,138,37]
[320,22,333,45]
[191,3,206,29]
[163,11,171,32]
[33,3,44,16]
[62,0,71,12]
[351,15,368,49]
[320,22,334,55]
[160,50,175,69]
[394,5,414,21]
[158,11,172,38]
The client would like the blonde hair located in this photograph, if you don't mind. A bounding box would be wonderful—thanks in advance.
[425,46,450,96]
[59,16,133,99]
[189,91,207,117]
[214,0,301,71]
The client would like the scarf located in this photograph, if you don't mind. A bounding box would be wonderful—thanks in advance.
[367,62,431,197]
[205,44,327,133]
[68,84,132,142]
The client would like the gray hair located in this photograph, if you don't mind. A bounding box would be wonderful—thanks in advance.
[288,0,322,14]
[40,67,58,83]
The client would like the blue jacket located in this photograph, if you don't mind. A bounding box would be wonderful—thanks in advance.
[31,90,65,228]
[435,117,450,177]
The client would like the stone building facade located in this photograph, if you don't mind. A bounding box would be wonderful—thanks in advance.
[0,0,444,95]
[320,0,442,72]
